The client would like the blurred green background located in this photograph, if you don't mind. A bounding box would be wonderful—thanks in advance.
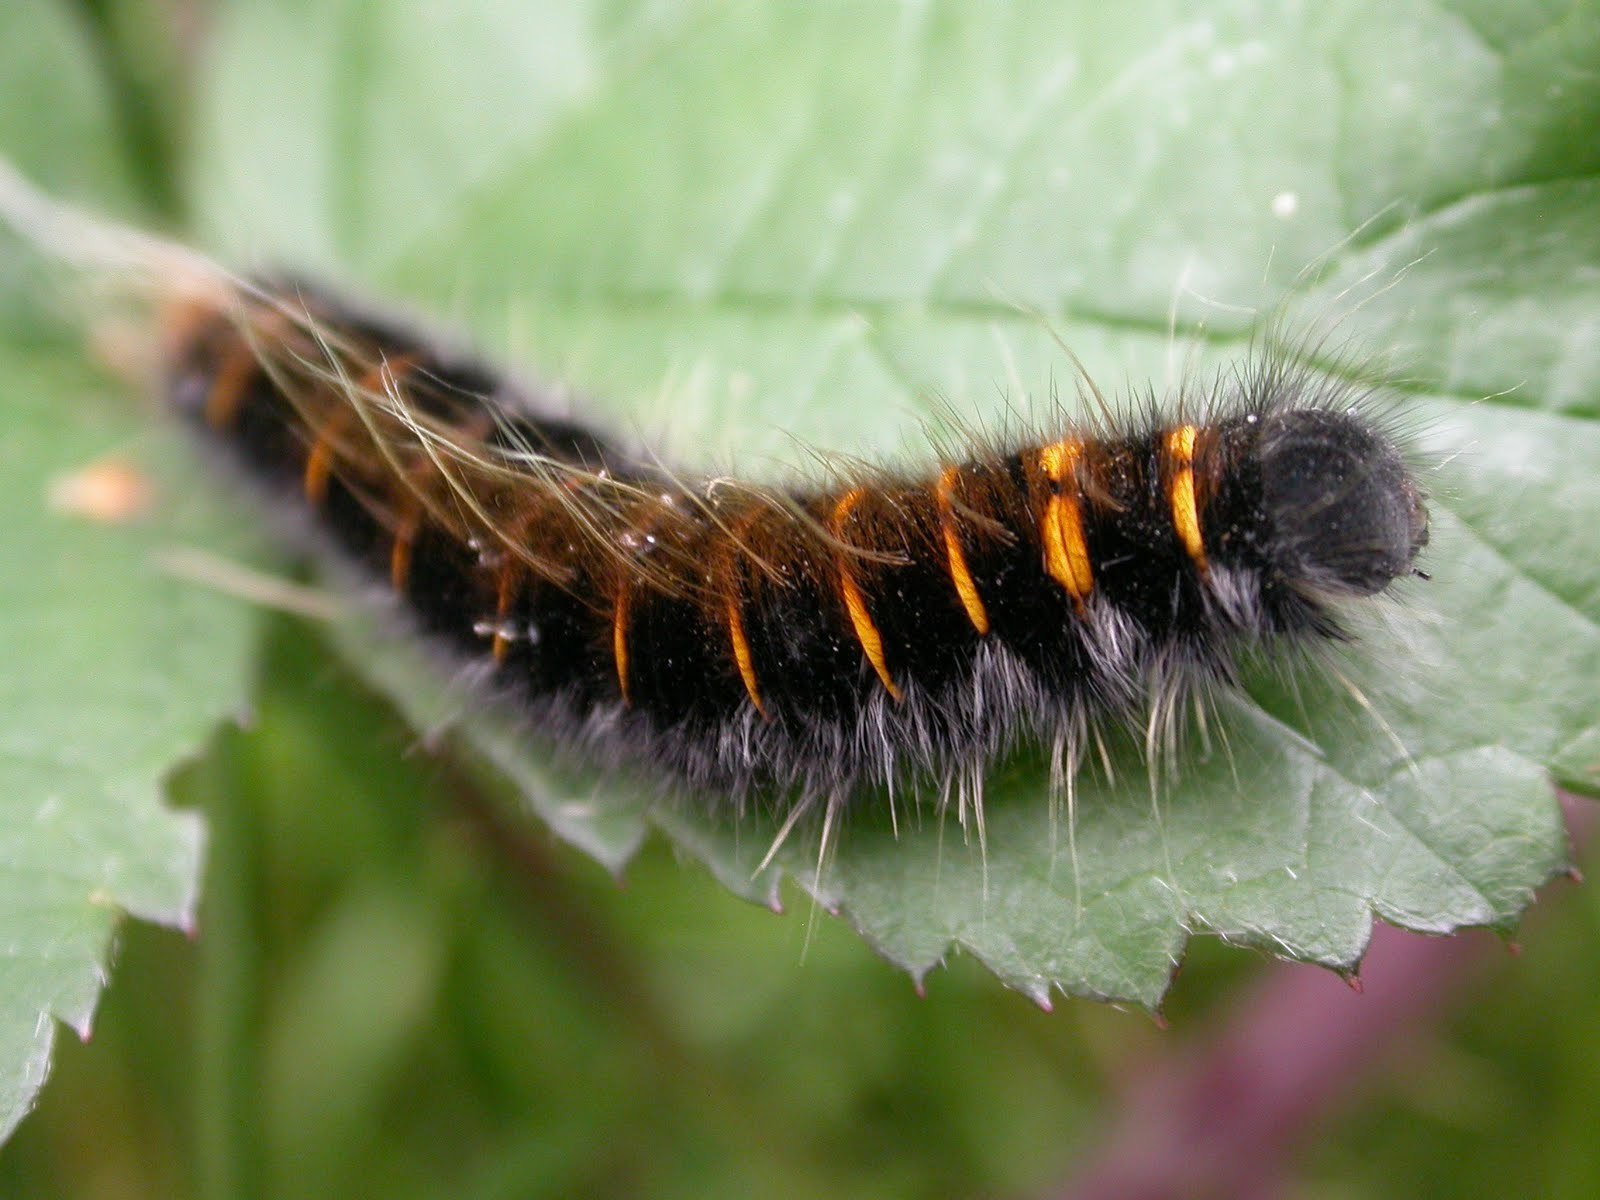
[4,614,1599,1199]
[8,606,1600,1200]
[2,1,1599,1197]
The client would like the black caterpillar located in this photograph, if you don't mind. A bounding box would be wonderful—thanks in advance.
[161,278,1430,810]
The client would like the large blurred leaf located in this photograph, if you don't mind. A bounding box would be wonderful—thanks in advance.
[0,3,263,1139]
[130,0,1600,1006]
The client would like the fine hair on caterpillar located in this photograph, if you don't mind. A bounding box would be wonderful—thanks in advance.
[0,165,1431,874]
[171,279,1428,796]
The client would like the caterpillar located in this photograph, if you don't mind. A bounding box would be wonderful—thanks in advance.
[0,163,1429,836]
[157,275,1429,820]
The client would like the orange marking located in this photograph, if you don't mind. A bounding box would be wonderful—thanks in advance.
[722,513,770,717]
[832,489,903,702]
[935,467,991,636]
[492,561,519,666]
[203,308,295,430]
[302,411,346,505]
[1037,441,1094,605]
[203,339,257,430]
[727,593,767,717]
[390,511,419,592]
[307,358,417,506]
[356,353,417,412]
[1165,424,1208,573]
[612,586,632,705]
[158,294,223,364]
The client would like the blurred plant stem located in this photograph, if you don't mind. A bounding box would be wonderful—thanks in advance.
[1053,792,1594,1200]
[192,724,266,1200]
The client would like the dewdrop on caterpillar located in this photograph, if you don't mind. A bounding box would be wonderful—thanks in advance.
[0,163,1431,883]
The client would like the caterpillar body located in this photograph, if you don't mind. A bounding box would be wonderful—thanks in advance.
[159,277,1430,811]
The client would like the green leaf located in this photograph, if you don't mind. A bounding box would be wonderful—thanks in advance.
[46,0,1600,1010]
[0,2,261,1140]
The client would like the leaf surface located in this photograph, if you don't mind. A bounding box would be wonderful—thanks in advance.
[0,3,269,1138]
[137,0,1600,1005]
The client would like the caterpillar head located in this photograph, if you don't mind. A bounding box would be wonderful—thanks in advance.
[1257,408,1430,597]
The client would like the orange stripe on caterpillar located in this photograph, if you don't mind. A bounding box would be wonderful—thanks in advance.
[612,585,632,705]
[390,508,419,593]
[302,408,350,506]
[204,337,258,431]
[719,510,770,717]
[1165,424,1208,574]
[832,488,903,702]
[492,553,521,666]
[205,306,299,430]
[727,592,766,717]
[1036,440,1094,606]
[935,466,991,636]
[306,355,419,505]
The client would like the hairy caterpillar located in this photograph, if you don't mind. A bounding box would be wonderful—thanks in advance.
[163,275,1429,814]
[0,165,1429,841]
